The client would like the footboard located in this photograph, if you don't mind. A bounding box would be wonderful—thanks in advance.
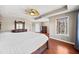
[32,41,48,54]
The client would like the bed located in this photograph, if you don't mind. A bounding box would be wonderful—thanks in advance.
[0,32,48,54]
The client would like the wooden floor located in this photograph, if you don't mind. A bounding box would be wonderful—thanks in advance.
[43,38,79,54]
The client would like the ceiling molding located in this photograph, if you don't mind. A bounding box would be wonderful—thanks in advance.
[34,6,67,20]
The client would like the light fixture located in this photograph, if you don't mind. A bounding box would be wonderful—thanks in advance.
[25,9,39,16]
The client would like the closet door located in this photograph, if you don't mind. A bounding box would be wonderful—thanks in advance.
[76,12,79,50]
[35,23,41,32]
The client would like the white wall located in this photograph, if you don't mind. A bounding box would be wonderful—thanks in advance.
[49,11,77,43]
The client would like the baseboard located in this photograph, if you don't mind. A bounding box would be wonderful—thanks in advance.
[50,37,75,45]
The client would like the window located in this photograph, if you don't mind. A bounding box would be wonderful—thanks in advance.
[56,16,69,36]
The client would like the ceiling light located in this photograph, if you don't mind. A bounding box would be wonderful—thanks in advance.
[25,9,39,16]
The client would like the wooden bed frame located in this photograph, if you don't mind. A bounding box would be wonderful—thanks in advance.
[32,41,48,54]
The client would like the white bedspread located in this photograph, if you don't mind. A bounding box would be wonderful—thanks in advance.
[0,32,48,54]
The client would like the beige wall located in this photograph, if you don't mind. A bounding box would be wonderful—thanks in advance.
[0,17,32,32]
[49,11,77,43]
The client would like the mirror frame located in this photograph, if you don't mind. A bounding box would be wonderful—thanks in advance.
[15,20,25,30]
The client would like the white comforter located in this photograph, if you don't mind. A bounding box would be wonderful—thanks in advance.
[0,32,48,54]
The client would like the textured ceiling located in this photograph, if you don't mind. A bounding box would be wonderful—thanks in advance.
[0,5,65,18]
[0,5,79,20]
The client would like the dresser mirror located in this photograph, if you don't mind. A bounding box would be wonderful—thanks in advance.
[15,21,25,30]
[12,20,27,32]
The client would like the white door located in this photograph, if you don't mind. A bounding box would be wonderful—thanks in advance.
[35,23,41,32]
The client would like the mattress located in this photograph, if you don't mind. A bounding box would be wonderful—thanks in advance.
[0,32,48,54]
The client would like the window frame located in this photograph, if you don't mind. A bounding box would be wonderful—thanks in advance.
[55,16,69,36]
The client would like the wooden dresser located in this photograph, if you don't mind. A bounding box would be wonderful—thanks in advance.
[11,29,27,33]
[40,26,49,37]
[41,26,47,33]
